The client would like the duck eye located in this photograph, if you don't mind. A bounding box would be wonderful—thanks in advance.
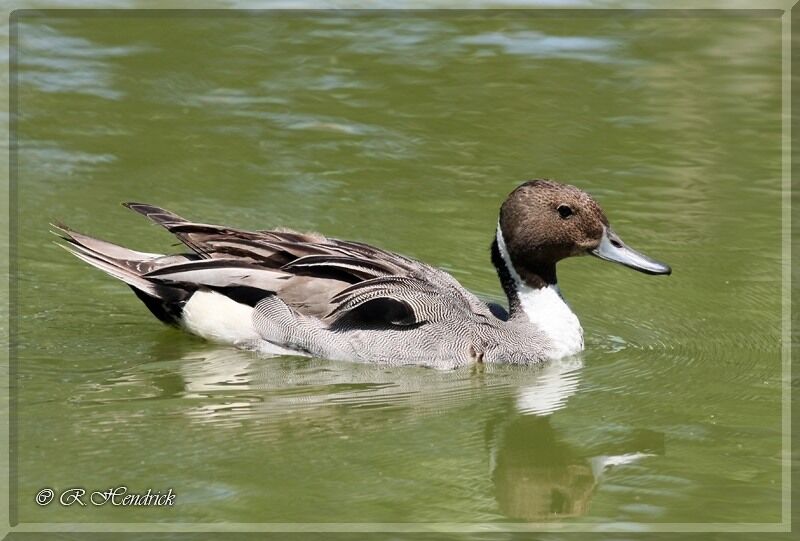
[557,204,573,219]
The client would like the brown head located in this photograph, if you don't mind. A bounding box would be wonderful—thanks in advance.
[494,179,671,291]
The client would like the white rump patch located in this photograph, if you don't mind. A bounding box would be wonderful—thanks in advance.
[496,224,584,358]
[182,290,260,346]
[181,290,307,357]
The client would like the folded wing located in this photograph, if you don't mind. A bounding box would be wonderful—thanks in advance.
[58,202,496,328]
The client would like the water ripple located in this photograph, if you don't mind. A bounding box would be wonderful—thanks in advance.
[18,22,152,99]
[458,31,623,63]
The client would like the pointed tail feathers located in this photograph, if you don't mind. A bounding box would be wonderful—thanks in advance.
[52,223,193,303]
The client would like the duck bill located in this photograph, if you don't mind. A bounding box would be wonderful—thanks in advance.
[590,227,671,275]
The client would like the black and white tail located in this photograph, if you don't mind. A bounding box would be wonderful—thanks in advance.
[52,221,195,325]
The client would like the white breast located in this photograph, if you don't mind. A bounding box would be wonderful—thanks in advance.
[517,284,584,358]
[496,224,584,358]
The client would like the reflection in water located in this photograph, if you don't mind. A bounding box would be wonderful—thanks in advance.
[487,410,665,521]
[149,345,586,424]
[489,415,595,520]
[514,357,582,416]
[155,345,586,421]
[70,343,664,521]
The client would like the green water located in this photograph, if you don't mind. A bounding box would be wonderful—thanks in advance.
[11,9,785,529]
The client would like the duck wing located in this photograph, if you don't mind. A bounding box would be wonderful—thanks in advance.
[121,203,491,324]
[324,275,486,326]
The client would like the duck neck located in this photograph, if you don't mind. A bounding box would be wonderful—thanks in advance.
[492,224,584,358]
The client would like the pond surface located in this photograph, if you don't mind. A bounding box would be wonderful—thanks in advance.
[11,8,785,532]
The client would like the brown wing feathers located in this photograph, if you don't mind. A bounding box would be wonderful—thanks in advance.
[58,202,473,326]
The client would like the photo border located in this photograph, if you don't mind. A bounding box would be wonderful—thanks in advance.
[4,4,795,537]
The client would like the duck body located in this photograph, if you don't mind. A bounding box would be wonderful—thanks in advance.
[56,179,670,368]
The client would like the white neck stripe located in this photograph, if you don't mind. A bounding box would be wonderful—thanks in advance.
[495,223,524,286]
[495,223,584,359]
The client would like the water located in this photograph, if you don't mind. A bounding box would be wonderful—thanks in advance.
[10,8,785,531]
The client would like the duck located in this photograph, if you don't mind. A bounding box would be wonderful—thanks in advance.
[54,179,670,369]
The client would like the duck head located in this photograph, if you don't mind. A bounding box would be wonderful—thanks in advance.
[493,179,671,292]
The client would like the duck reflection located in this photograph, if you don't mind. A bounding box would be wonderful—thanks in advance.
[486,406,665,521]
[129,343,587,422]
[488,414,595,519]
[75,338,663,522]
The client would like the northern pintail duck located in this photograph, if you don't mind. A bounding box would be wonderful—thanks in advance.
[56,179,670,368]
